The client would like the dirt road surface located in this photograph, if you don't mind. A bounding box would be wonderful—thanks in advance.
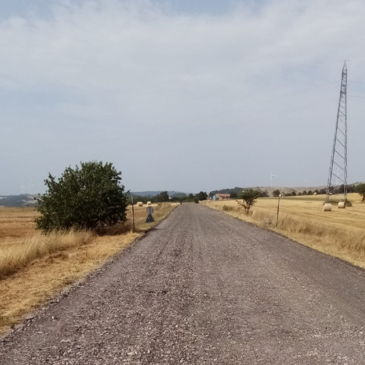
[1,204,365,364]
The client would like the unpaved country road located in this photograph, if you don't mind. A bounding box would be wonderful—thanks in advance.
[1,204,365,364]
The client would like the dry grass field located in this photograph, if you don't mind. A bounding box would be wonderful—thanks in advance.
[0,203,176,334]
[202,193,365,269]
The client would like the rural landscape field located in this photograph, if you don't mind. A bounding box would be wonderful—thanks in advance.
[203,193,365,268]
[2,0,365,363]
[0,203,176,334]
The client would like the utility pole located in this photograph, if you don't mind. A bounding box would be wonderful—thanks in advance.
[326,61,348,205]
[131,194,135,233]
[276,194,281,227]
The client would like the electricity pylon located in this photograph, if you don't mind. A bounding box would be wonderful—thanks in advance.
[326,61,348,203]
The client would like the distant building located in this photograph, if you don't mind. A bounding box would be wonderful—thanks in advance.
[214,194,231,201]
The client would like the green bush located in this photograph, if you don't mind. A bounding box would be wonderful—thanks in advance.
[356,183,365,202]
[36,161,128,232]
[238,189,262,214]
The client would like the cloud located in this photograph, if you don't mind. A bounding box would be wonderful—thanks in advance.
[0,0,364,194]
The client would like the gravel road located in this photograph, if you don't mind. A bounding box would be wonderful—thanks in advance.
[1,204,365,364]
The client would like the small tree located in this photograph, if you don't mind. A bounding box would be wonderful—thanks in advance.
[356,183,365,202]
[230,191,238,199]
[36,161,127,232]
[155,191,169,202]
[259,190,269,198]
[196,191,208,201]
[272,189,281,197]
[237,189,261,214]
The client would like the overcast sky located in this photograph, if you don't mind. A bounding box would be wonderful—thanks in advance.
[0,0,364,195]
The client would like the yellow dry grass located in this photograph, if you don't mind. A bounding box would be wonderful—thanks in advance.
[202,193,365,268]
[0,203,176,334]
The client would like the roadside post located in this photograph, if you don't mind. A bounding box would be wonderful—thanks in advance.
[276,194,281,227]
[146,206,155,223]
[130,193,135,233]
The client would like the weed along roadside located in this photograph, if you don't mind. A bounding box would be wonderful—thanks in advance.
[201,193,365,269]
[0,203,177,335]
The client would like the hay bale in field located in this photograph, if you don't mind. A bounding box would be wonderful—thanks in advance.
[338,201,345,209]
[147,201,152,205]
[323,203,332,212]
[137,202,143,207]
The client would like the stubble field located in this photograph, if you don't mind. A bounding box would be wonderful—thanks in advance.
[0,203,176,334]
[202,193,365,269]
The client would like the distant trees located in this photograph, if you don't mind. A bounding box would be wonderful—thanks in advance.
[237,189,262,214]
[196,191,208,201]
[261,190,269,198]
[272,189,281,197]
[230,191,240,199]
[36,161,128,232]
[356,183,365,202]
[155,191,170,202]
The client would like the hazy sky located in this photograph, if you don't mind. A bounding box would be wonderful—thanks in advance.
[1,0,364,195]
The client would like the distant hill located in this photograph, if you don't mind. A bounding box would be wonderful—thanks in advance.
[132,191,188,198]
[211,183,362,197]
[210,186,325,196]
[0,191,189,207]
[0,194,37,207]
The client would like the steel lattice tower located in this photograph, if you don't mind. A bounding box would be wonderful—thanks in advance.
[326,61,348,203]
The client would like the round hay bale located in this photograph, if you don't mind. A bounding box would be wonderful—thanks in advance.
[323,203,332,212]
[338,201,345,209]
[147,201,152,205]
[137,202,143,207]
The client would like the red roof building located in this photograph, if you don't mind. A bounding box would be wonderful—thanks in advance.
[215,194,231,200]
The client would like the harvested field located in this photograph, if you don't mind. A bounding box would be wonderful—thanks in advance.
[0,203,176,334]
[202,193,365,268]
[2,204,365,364]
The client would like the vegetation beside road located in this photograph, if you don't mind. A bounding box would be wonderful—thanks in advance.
[202,193,365,269]
[0,203,176,335]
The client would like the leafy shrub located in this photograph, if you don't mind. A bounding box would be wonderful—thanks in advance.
[237,189,262,214]
[356,183,365,202]
[36,161,128,232]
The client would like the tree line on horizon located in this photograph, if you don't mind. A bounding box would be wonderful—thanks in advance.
[33,160,365,233]
[131,191,209,204]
